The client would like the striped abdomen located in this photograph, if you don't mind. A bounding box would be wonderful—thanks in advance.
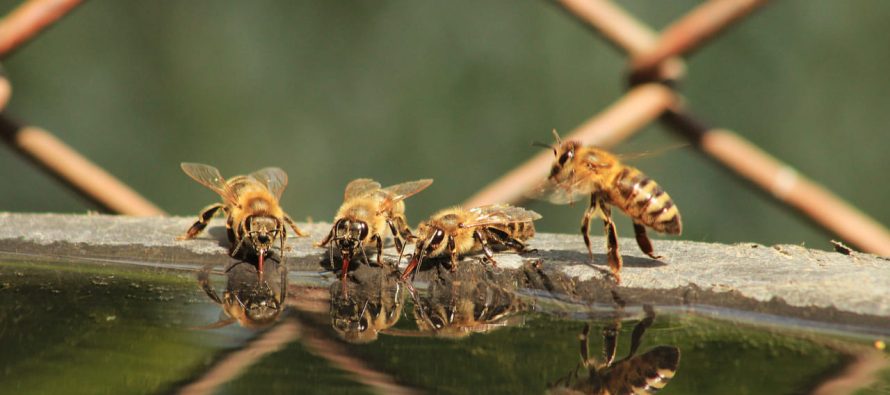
[493,221,536,241]
[610,167,681,234]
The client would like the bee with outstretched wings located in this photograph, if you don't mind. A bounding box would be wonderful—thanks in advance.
[529,130,682,283]
[318,178,433,281]
[178,163,306,275]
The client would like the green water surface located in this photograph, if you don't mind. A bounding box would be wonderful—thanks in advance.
[0,260,886,395]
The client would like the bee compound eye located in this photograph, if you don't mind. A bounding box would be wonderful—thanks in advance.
[430,229,445,246]
[356,222,369,240]
[359,318,368,332]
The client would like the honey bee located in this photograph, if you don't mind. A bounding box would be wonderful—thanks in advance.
[399,204,541,280]
[532,130,682,283]
[329,265,406,343]
[197,260,287,329]
[548,306,680,394]
[178,163,306,275]
[408,267,524,338]
[318,178,432,280]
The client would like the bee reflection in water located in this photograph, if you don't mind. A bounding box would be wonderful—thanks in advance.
[197,259,288,329]
[329,265,406,343]
[408,266,525,338]
[548,305,680,395]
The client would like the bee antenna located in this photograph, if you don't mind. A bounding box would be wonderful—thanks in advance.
[530,141,551,149]
[551,128,562,144]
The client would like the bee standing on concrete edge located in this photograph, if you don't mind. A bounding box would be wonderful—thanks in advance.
[530,130,682,284]
[177,163,307,275]
[317,178,433,280]
[400,204,541,280]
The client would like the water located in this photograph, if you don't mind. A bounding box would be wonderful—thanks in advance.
[0,258,887,395]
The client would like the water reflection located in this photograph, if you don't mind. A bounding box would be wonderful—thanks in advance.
[408,267,525,338]
[329,265,406,343]
[548,305,680,394]
[197,259,288,329]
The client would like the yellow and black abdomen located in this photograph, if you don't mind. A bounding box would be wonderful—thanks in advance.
[502,221,536,241]
[610,167,681,235]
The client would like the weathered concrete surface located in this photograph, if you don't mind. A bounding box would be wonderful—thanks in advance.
[1,213,888,330]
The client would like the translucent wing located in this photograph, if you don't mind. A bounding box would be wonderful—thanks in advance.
[525,177,593,205]
[181,163,238,204]
[344,178,382,200]
[615,143,688,162]
[460,204,542,228]
[378,179,433,211]
[249,167,289,200]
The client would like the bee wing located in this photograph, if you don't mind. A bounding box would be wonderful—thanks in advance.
[378,179,433,211]
[181,163,238,204]
[344,178,383,200]
[606,346,680,394]
[459,204,542,228]
[525,178,591,205]
[249,167,289,200]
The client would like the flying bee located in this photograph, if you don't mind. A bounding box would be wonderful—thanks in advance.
[531,130,682,283]
[399,204,541,280]
[408,267,524,338]
[178,163,306,275]
[329,265,406,343]
[196,260,287,329]
[318,178,433,281]
[548,306,680,395]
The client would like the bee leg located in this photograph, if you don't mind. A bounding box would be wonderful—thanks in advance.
[315,224,335,250]
[474,229,497,267]
[278,261,288,305]
[198,263,223,305]
[283,214,307,237]
[633,222,664,260]
[448,236,459,272]
[279,223,287,265]
[581,195,597,260]
[374,234,385,267]
[502,237,528,253]
[177,203,224,240]
[386,219,405,255]
[602,318,620,366]
[628,305,656,357]
[601,204,622,284]
[579,323,591,366]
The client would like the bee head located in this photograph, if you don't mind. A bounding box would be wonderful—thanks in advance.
[245,296,280,324]
[417,226,446,255]
[333,219,369,253]
[246,216,279,252]
[549,140,579,180]
[331,296,382,343]
[225,285,282,328]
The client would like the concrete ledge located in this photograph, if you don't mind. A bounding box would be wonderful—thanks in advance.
[1,213,887,331]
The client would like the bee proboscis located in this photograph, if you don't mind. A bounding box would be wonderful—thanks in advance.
[400,204,541,280]
[178,163,306,274]
[532,130,682,283]
[318,178,433,280]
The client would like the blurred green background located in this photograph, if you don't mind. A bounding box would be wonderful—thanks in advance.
[1,1,888,250]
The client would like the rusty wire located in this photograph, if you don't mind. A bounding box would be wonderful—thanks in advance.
[468,0,890,256]
[0,0,165,216]
[0,0,83,59]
